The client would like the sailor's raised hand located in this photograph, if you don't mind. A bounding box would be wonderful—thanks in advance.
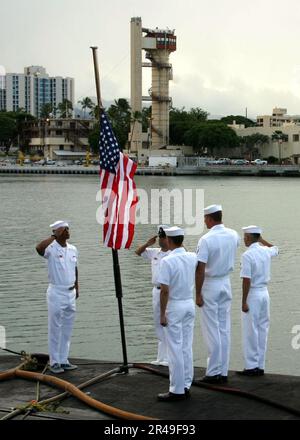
[147,236,157,246]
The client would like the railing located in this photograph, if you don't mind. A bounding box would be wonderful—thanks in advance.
[177,157,210,167]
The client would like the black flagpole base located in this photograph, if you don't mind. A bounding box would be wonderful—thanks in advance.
[112,249,129,373]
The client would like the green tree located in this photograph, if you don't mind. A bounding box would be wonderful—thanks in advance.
[220,115,256,127]
[0,114,17,152]
[239,133,269,159]
[78,97,94,119]
[107,99,131,150]
[271,130,288,163]
[88,122,100,155]
[169,107,209,145]
[91,105,102,120]
[184,122,238,155]
[57,99,73,118]
[0,111,35,153]
[189,107,209,123]
[40,103,55,119]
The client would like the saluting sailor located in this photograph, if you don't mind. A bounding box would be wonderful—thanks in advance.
[196,205,240,384]
[238,225,278,376]
[156,226,198,401]
[135,225,170,366]
[36,221,79,374]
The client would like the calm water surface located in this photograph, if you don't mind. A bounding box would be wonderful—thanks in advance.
[0,174,299,375]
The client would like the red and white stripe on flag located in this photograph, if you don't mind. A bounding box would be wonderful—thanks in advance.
[100,152,138,249]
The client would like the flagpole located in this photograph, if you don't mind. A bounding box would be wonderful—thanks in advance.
[90,46,129,374]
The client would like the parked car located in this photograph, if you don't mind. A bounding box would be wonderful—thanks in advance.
[46,160,56,165]
[24,159,31,165]
[205,159,219,165]
[216,158,231,165]
[231,159,249,165]
[251,159,268,165]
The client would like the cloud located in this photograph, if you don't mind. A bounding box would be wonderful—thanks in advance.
[171,73,300,117]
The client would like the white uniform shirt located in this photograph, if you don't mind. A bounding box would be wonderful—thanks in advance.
[240,243,279,288]
[141,248,171,286]
[157,248,198,300]
[43,240,78,286]
[197,224,240,277]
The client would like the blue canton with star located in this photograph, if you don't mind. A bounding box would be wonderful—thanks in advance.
[99,112,120,174]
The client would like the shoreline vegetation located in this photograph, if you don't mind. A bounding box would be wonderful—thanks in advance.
[0,102,276,163]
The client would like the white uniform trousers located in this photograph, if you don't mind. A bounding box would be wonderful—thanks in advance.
[152,287,168,363]
[47,284,76,366]
[165,299,195,394]
[200,276,232,377]
[242,287,270,370]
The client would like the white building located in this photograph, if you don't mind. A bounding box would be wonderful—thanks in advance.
[22,118,93,162]
[3,66,74,117]
[257,107,300,127]
[230,108,300,164]
[0,65,5,111]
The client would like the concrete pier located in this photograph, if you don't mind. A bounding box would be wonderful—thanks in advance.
[1,164,300,177]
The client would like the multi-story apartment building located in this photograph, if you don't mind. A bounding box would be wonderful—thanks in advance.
[21,118,93,161]
[256,107,300,127]
[3,66,74,117]
[0,66,5,111]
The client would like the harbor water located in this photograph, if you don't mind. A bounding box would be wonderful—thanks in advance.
[0,174,299,375]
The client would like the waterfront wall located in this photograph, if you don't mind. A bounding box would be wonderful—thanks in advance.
[1,164,300,176]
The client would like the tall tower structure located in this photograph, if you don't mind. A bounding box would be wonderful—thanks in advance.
[130,17,176,152]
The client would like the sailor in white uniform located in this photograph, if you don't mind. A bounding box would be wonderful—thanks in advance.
[36,221,79,374]
[156,226,198,401]
[196,205,240,383]
[238,225,278,376]
[135,225,170,366]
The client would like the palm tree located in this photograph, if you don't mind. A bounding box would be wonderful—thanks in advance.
[107,99,131,150]
[40,103,55,119]
[271,130,288,163]
[91,105,102,120]
[57,99,73,118]
[78,97,94,119]
[112,98,130,115]
[240,133,269,160]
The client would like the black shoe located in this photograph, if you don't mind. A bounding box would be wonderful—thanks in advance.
[236,368,261,376]
[157,392,186,402]
[184,387,191,398]
[200,374,223,384]
[258,369,265,376]
[221,376,228,383]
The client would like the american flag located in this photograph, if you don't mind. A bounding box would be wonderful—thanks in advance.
[99,111,138,249]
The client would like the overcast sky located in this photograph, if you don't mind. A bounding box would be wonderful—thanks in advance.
[2,0,300,117]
